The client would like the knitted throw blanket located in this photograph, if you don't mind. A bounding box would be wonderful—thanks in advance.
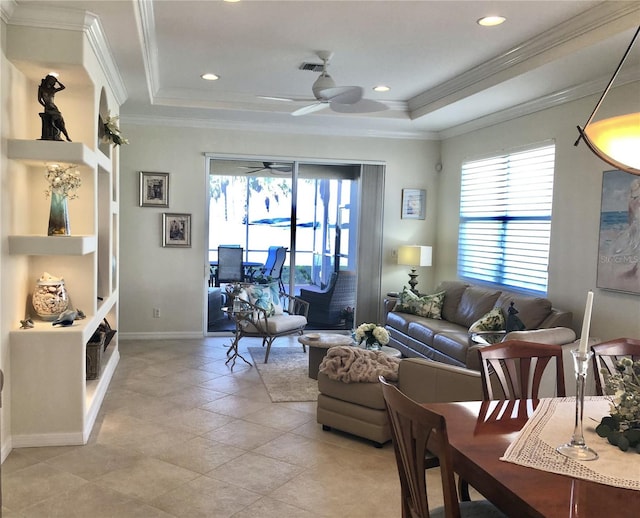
[319,346,401,383]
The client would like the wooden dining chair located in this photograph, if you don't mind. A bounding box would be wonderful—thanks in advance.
[591,337,640,396]
[379,376,507,518]
[478,340,566,400]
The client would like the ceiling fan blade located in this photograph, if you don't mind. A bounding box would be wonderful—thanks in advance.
[257,95,315,103]
[292,102,329,117]
[330,99,388,114]
[317,86,363,104]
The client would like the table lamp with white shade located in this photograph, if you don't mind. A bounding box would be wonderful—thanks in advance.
[398,245,432,294]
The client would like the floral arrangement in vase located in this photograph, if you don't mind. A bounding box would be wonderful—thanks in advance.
[45,164,80,236]
[595,357,640,452]
[45,164,81,199]
[355,322,390,350]
[101,111,129,147]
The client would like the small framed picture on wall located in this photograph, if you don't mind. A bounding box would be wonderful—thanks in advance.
[140,171,170,207]
[162,213,191,248]
[401,188,426,220]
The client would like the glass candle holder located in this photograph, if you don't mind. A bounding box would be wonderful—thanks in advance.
[557,349,599,461]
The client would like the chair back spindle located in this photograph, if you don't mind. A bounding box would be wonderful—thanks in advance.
[479,340,565,400]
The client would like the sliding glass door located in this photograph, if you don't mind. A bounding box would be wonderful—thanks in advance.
[207,158,362,332]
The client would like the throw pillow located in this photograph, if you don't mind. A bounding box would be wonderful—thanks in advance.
[394,287,445,319]
[393,286,419,312]
[244,283,283,316]
[468,307,505,334]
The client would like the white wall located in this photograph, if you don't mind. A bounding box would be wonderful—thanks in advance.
[119,124,439,336]
[438,82,640,341]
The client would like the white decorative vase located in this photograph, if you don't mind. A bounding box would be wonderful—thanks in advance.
[32,275,69,321]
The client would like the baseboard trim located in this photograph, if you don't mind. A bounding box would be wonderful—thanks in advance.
[119,331,204,340]
[12,431,85,448]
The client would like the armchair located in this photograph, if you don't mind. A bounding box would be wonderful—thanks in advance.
[232,292,309,363]
[298,270,357,327]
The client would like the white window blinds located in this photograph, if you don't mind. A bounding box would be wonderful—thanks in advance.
[458,143,556,294]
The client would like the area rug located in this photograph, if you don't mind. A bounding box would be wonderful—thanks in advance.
[248,346,319,402]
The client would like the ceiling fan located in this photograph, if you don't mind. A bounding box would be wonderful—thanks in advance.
[264,51,388,117]
[240,161,292,175]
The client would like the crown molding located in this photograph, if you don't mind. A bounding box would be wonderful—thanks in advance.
[121,114,439,141]
[134,0,158,104]
[409,1,640,120]
[0,0,17,23]
[5,3,127,105]
[438,69,640,140]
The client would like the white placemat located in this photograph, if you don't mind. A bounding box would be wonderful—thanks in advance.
[501,397,640,490]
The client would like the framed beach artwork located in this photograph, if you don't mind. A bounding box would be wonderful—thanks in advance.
[162,213,191,248]
[140,171,170,207]
[596,169,640,295]
[401,188,426,220]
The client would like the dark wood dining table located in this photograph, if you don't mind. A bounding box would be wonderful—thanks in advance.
[422,399,639,517]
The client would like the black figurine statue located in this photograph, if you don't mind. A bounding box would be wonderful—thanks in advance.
[505,301,526,332]
[38,75,71,142]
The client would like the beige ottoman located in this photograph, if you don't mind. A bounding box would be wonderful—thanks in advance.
[317,371,391,447]
[315,345,402,448]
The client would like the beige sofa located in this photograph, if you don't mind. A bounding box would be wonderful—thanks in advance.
[384,280,573,370]
[317,326,580,447]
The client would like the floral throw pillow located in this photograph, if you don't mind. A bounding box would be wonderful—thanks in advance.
[394,287,445,319]
[468,307,505,334]
[245,283,283,316]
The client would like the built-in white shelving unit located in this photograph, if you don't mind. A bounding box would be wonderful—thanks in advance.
[6,22,120,446]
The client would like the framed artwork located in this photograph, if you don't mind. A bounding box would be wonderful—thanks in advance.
[140,171,169,207]
[162,213,191,248]
[596,169,640,295]
[401,188,426,220]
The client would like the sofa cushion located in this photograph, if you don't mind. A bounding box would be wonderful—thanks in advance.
[436,280,469,322]
[407,319,466,345]
[386,310,427,334]
[394,287,445,319]
[469,307,505,333]
[432,331,472,365]
[452,286,502,327]
[494,292,552,330]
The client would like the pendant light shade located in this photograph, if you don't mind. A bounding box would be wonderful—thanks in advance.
[581,112,640,175]
[576,27,640,176]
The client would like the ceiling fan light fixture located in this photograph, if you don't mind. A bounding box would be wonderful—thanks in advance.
[477,16,506,27]
[201,73,219,81]
[575,27,640,176]
[312,73,337,98]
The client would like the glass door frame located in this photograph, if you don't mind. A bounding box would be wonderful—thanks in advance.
[204,153,385,335]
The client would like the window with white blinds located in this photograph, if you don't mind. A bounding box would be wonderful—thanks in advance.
[458,143,556,294]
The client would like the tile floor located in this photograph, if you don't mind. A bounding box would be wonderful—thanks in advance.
[1,336,449,517]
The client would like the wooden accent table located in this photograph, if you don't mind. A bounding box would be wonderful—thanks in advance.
[422,399,638,517]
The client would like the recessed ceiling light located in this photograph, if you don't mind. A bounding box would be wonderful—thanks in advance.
[373,85,390,92]
[224,0,241,3]
[477,16,506,27]
[201,73,219,81]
